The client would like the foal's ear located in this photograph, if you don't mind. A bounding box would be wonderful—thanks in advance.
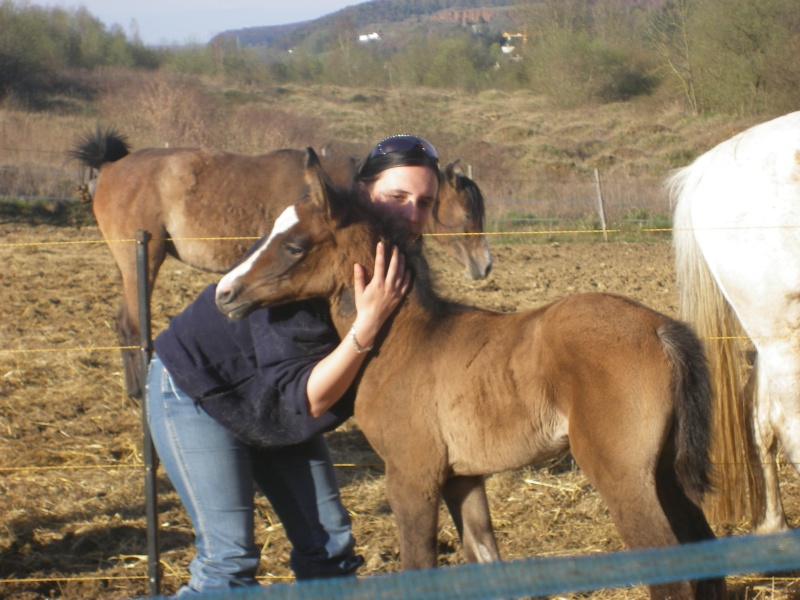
[444,160,465,190]
[304,147,347,224]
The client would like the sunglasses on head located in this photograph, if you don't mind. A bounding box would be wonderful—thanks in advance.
[367,135,439,162]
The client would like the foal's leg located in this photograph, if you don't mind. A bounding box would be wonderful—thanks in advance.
[586,470,706,599]
[106,233,166,399]
[442,475,500,563]
[384,465,443,570]
[105,237,143,398]
[654,447,727,600]
[572,430,723,599]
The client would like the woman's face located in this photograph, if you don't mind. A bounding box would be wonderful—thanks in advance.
[360,165,439,239]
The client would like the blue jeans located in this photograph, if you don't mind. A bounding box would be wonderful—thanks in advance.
[145,355,361,594]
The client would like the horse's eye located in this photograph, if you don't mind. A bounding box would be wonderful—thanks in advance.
[284,243,304,257]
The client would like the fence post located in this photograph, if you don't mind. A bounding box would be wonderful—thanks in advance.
[594,169,608,242]
[136,229,160,596]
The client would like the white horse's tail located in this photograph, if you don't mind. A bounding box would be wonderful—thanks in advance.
[670,165,754,525]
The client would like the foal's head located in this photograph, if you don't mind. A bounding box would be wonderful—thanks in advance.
[434,161,486,235]
[215,148,417,319]
[431,161,493,280]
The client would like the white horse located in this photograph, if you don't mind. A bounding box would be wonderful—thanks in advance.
[671,111,800,533]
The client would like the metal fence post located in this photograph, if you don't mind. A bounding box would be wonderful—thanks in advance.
[594,169,609,242]
[136,229,160,596]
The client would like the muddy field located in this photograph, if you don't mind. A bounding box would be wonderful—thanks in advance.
[2,221,799,599]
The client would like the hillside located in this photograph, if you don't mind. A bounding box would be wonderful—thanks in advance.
[5,0,795,122]
[211,0,517,49]
[0,71,771,221]
[2,68,796,600]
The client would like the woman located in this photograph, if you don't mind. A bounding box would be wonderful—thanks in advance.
[145,135,441,595]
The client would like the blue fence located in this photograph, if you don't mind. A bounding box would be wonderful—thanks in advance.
[149,529,800,599]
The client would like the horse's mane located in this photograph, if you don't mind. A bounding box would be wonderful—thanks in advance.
[334,184,450,319]
[407,240,450,318]
[464,176,486,228]
[434,172,486,229]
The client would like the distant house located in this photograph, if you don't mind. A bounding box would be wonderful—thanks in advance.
[358,32,381,43]
[504,32,526,43]
[501,31,526,58]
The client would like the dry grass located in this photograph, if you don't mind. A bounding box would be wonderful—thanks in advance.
[3,222,800,599]
[2,71,797,598]
[0,70,773,207]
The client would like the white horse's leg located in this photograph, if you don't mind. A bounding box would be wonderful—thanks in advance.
[751,344,800,532]
[749,354,787,532]
[675,110,800,533]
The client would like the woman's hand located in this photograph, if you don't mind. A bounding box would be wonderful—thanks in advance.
[305,241,411,417]
[351,242,411,350]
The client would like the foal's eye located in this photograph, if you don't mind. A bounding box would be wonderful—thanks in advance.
[284,243,304,257]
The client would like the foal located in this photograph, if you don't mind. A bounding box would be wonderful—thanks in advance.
[216,150,725,600]
[69,128,492,398]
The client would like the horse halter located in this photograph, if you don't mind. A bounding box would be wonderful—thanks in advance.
[367,135,439,163]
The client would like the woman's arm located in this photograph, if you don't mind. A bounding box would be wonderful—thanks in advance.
[305,242,410,417]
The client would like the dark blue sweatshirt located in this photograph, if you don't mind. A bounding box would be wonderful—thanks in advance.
[153,284,354,447]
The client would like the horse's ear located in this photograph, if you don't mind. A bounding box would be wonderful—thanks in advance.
[304,147,347,223]
[305,146,321,170]
[444,160,464,189]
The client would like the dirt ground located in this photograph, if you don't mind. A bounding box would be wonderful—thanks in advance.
[2,222,799,599]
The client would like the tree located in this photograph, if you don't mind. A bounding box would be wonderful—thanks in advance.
[646,0,700,114]
[647,0,800,116]
[330,16,357,82]
[515,0,655,106]
[693,0,800,115]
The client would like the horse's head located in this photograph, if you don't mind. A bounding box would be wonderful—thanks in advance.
[430,161,493,280]
[215,147,373,319]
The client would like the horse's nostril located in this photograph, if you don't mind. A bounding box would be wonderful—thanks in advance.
[215,286,234,307]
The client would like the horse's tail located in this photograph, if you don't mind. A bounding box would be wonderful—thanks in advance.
[68,126,131,170]
[670,165,752,524]
[658,318,713,507]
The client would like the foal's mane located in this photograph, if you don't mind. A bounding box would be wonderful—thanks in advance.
[330,181,450,319]
[435,171,486,229]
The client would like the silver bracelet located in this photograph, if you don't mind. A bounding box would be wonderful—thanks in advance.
[349,323,374,354]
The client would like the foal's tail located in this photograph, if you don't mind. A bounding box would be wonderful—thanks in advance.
[68,126,131,170]
[670,165,751,524]
[659,319,714,507]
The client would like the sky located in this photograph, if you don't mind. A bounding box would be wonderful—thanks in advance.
[34,1,365,46]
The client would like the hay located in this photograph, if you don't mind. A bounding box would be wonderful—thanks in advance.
[2,224,798,598]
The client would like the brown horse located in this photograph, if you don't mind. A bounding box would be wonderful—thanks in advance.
[214,149,725,600]
[70,129,492,398]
